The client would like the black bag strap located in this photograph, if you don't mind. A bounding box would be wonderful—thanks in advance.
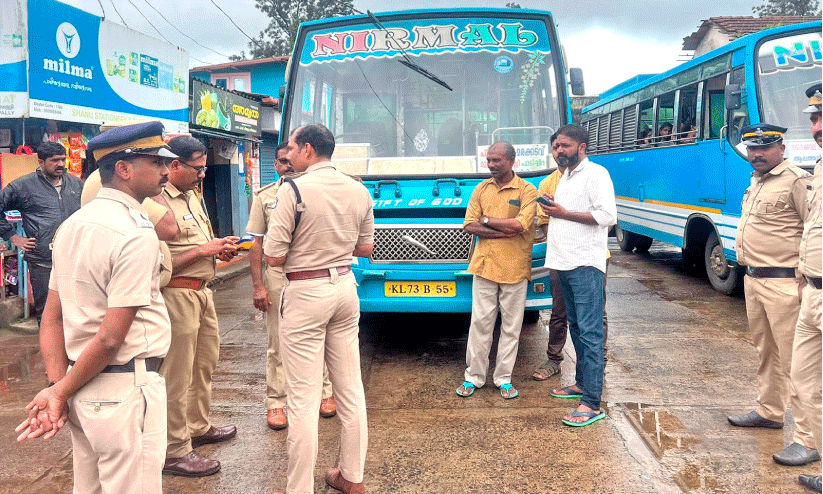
[282,177,306,232]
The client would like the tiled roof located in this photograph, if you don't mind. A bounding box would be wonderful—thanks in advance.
[682,16,819,50]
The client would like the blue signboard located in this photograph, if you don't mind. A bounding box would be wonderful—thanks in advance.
[27,0,189,132]
[0,0,28,117]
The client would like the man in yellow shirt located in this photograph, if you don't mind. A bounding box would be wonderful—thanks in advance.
[456,141,537,400]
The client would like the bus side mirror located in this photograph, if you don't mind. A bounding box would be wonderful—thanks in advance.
[279,85,285,103]
[569,68,585,96]
[725,84,741,110]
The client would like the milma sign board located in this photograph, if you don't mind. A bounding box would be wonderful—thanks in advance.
[23,0,189,132]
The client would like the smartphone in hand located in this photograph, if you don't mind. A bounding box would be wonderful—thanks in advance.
[536,196,554,207]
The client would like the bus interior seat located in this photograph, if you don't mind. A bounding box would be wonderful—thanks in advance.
[437,118,464,156]
[339,121,390,156]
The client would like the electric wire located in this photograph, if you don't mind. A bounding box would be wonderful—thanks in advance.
[142,0,232,59]
[353,58,418,152]
[207,0,265,47]
[96,0,106,19]
[125,0,209,65]
[108,0,128,27]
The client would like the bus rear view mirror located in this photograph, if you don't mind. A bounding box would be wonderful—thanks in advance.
[725,84,741,110]
[569,68,585,96]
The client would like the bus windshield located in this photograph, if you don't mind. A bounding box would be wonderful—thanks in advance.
[286,15,563,176]
[756,30,822,142]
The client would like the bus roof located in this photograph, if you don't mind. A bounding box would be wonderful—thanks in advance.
[299,7,557,28]
[582,20,821,114]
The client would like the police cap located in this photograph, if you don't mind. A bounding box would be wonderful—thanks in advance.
[86,121,177,161]
[803,83,822,114]
[740,123,787,147]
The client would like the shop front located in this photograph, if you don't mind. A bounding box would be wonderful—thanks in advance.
[0,0,189,315]
[189,78,262,238]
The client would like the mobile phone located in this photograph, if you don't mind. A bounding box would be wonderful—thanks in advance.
[536,196,553,206]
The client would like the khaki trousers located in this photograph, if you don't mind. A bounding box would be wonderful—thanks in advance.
[280,272,367,494]
[68,362,166,494]
[792,283,822,452]
[264,268,332,410]
[465,275,528,388]
[160,286,220,458]
[744,276,813,447]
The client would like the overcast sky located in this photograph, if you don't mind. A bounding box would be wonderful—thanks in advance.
[64,0,763,94]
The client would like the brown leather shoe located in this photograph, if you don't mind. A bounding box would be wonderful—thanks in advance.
[162,451,221,477]
[320,396,337,418]
[190,425,237,448]
[325,468,365,494]
[267,408,288,430]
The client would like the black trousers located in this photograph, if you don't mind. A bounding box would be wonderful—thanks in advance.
[28,264,51,322]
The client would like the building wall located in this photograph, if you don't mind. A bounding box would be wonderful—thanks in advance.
[694,27,733,57]
[191,62,287,98]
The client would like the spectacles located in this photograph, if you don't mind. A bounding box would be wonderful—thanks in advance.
[180,161,207,174]
[276,158,289,164]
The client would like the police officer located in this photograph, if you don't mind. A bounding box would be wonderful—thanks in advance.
[15,121,173,492]
[160,136,239,477]
[247,143,336,431]
[793,83,822,492]
[264,124,373,494]
[728,123,819,466]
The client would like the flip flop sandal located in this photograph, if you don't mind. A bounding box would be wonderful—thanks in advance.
[562,410,607,427]
[499,383,519,399]
[551,386,583,399]
[533,360,561,381]
[456,381,476,397]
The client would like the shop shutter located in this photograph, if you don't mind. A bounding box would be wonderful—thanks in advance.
[259,134,279,187]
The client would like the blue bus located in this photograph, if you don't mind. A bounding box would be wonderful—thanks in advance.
[280,8,585,315]
[580,22,821,294]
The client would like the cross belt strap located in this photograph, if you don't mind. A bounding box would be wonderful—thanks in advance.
[69,357,164,373]
[805,276,823,289]
[745,267,796,279]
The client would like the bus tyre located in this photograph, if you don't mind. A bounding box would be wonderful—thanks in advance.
[704,231,739,295]
[634,235,653,253]
[615,225,637,252]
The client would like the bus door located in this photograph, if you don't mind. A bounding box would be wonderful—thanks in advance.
[696,72,734,205]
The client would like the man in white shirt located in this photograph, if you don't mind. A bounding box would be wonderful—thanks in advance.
[540,125,617,427]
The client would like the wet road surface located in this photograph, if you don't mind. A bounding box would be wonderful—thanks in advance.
[1,239,815,493]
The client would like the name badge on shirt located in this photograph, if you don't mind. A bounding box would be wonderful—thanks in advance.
[183,214,194,220]
[508,199,521,207]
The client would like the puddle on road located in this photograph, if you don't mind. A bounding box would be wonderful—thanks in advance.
[618,402,730,493]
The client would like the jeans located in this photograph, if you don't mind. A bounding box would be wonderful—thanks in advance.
[558,266,605,410]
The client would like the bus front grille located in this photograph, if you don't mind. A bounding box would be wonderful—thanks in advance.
[372,226,473,263]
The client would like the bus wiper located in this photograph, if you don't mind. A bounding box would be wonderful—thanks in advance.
[366,10,453,92]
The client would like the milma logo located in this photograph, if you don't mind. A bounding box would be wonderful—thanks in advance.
[43,22,93,79]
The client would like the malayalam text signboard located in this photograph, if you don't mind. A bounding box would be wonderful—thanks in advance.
[191,79,261,136]
[0,0,28,117]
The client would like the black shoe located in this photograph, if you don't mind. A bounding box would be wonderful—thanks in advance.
[727,410,783,429]
[799,474,822,493]
[774,443,821,466]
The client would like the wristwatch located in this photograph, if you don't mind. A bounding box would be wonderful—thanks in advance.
[482,216,489,225]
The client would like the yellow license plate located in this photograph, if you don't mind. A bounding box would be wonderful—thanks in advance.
[384,281,456,297]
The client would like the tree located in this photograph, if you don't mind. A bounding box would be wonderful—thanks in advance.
[752,0,820,16]
[506,2,522,7]
[234,0,354,59]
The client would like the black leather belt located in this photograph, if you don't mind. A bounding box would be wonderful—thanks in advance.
[805,276,823,289]
[69,357,164,373]
[745,267,796,279]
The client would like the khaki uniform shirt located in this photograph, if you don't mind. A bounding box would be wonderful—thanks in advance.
[799,161,822,278]
[537,169,562,226]
[264,162,374,272]
[162,182,216,281]
[464,174,538,284]
[50,188,170,364]
[82,169,173,286]
[736,159,811,268]
[246,181,284,277]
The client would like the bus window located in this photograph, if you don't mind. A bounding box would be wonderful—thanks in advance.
[727,67,749,145]
[656,92,675,145]
[638,100,653,147]
[622,104,638,149]
[703,74,726,139]
[677,84,698,143]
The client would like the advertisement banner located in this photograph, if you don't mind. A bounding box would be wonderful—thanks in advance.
[191,79,261,136]
[27,0,188,132]
[0,0,28,117]
[477,143,550,172]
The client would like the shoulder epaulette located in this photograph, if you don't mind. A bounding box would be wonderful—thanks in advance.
[788,165,812,179]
